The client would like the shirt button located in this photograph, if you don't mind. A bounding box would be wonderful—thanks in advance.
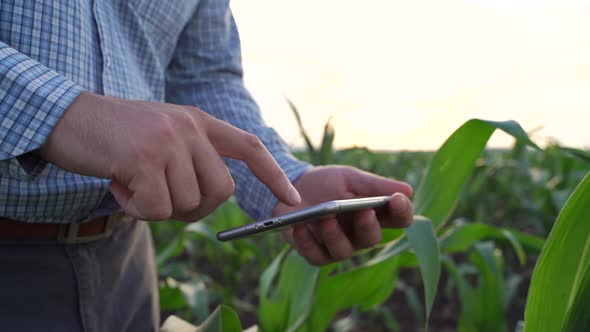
[104,55,111,67]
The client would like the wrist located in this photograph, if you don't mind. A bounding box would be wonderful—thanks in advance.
[39,91,91,159]
[37,91,110,177]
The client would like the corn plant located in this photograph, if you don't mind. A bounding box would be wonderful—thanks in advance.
[443,243,511,332]
[258,119,542,331]
[287,98,334,166]
[523,170,590,331]
[152,110,588,330]
[152,198,284,325]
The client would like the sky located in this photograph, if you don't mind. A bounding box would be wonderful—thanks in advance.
[231,0,590,151]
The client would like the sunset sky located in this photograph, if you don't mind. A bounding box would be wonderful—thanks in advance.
[231,0,590,150]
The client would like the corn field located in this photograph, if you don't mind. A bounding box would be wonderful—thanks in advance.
[151,106,590,332]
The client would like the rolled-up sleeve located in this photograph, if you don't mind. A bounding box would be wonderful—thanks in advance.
[164,0,310,220]
[0,42,83,181]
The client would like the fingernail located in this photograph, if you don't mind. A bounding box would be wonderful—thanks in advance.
[288,186,302,206]
[391,194,409,213]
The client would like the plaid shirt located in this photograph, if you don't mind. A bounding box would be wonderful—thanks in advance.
[0,0,309,223]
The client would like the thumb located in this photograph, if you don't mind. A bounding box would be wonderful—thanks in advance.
[346,168,413,198]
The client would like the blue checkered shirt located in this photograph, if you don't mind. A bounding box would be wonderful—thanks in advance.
[0,0,310,223]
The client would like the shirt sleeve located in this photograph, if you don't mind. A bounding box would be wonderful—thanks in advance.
[164,0,311,220]
[0,41,83,181]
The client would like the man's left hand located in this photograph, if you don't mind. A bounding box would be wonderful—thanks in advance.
[273,165,414,266]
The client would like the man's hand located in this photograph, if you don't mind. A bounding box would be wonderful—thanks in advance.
[39,92,301,221]
[274,166,414,266]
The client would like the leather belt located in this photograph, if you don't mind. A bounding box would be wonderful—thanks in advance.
[0,213,129,244]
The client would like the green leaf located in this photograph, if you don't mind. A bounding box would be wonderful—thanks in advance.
[467,242,507,332]
[380,228,404,243]
[185,222,218,243]
[413,119,540,228]
[500,229,526,266]
[524,171,590,332]
[441,255,473,307]
[159,284,187,311]
[405,216,440,323]
[156,230,186,269]
[259,250,319,332]
[370,119,538,327]
[380,119,538,325]
[563,263,590,331]
[287,98,317,162]
[559,146,590,163]
[371,237,410,264]
[198,305,243,332]
[396,279,425,324]
[179,280,210,324]
[305,253,410,332]
[439,223,544,261]
[445,244,507,332]
[319,117,335,165]
[259,246,289,299]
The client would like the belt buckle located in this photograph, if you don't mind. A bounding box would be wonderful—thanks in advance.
[57,215,117,244]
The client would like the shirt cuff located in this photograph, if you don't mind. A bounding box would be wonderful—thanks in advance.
[0,44,83,181]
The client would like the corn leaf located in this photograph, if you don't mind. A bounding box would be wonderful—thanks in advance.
[156,231,185,269]
[259,250,319,332]
[304,253,413,332]
[439,223,545,260]
[468,242,507,332]
[319,118,335,165]
[559,146,590,163]
[524,171,590,332]
[198,305,242,332]
[179,280,210,324]
[413,119,540,228]
[444,243,507,332]
[562,263,590,331]
[375,119,538,325]
[159,284,187,311]
[287,98,317,162]
[405,216,440,323]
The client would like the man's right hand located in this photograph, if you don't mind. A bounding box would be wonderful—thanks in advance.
[39,92,301,221]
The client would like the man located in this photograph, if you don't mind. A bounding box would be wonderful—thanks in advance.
[0,0,414,331]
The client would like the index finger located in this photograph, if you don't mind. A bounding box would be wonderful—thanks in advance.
[203,114,301,207]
